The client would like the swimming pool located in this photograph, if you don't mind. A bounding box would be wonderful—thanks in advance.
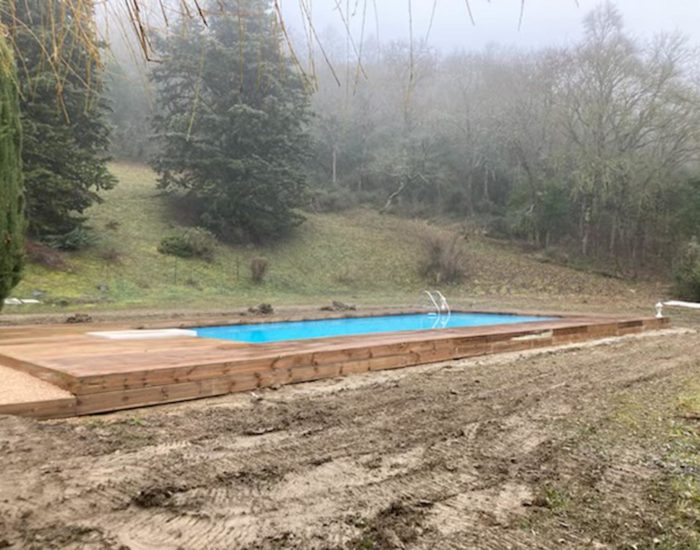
[193,312,557,344]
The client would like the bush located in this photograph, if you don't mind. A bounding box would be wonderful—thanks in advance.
[25,240,67,271]
[674,238,700,301]
[484,216,512,239]
[184,277,202,290]
[98,247,122,263]
[158,227,216,261]
[46,226,97,251]
[310,187,358,213]
[250,257,269,284]
[420,233,468,285]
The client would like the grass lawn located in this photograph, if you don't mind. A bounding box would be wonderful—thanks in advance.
[11,162,665,314]
[15,163,429,310]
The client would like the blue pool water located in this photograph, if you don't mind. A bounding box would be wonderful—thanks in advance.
[193,312,556,344]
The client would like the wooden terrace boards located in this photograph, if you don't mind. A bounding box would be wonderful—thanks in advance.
[0,312,670,419]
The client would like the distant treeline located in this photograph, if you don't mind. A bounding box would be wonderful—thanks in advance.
[108,2,700,275]
[304,4,700,273]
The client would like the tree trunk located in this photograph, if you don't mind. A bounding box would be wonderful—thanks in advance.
[609,216,617,257]
[466,173,475,216]
[380,179,406,214]
[331,145,337,186]
[483,165,490,204]
[581,203,591,257]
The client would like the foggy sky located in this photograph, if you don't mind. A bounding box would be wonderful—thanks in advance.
[281,0,700,51]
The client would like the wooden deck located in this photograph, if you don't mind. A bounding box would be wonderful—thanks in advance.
[0,311,670,419]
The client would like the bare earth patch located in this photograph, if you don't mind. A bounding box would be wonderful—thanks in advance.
[0,328,699,549]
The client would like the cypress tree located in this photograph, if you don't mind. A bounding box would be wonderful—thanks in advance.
[2,0,115,239]
[0,33,24,308]
[151,0,311,243]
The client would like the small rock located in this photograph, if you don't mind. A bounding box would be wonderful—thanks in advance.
[531,496,550,508]
[320,301,356,312]
[65,313,92,324]
[248,303,274,315]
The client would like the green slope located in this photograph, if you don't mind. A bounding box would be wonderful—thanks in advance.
[15,163,429,310]
[12,163,659,312]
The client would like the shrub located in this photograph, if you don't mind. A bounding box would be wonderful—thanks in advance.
[158,228,216,261]
[420,233,467,285]
[310,187,358,213]
[185,277,202,290]
[674,238,700,301]
[25,240,67,271]
[98,247,122,263]
[332,266,357,286]
[484,216,512,239]
[250,257,269,284]
[46,226,97,251]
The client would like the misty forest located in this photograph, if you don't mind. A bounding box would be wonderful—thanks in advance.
[1,0,700,308]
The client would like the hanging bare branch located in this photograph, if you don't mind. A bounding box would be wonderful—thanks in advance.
[464,0,476,26]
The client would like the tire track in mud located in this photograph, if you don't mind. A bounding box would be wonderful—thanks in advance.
[0,331,697,549]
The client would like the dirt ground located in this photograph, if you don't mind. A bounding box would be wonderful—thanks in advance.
[1,322,699,549]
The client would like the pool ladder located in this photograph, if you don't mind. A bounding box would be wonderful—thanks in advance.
[425,290,451,328]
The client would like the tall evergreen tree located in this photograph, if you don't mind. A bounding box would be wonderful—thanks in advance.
[151,0,311,242]
[0,32,24,308]
[2,0,115,239]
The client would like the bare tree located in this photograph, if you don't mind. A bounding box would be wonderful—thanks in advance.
[560,2,700,259]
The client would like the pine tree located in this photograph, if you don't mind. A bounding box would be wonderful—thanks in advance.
[151,0,311,242]
[0,33,24,308]
[2,0,115,239]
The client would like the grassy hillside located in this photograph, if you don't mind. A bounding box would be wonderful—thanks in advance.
[10,163,664,313]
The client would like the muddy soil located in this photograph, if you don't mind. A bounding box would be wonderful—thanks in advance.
[0,329,699,549]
